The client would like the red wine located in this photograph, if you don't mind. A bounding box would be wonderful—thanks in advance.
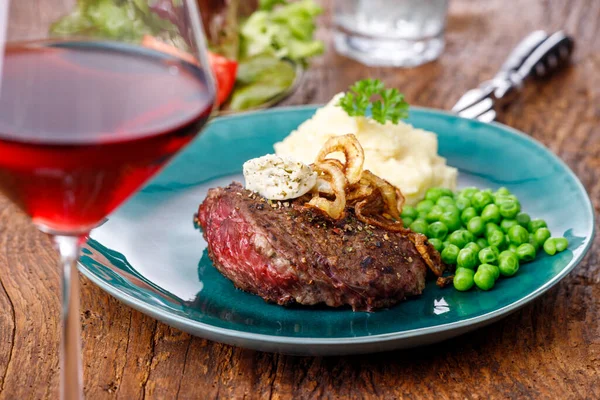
[0,41,215,234]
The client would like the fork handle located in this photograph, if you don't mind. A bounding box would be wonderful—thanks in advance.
[516,31,575,82]
[495,30,549,80]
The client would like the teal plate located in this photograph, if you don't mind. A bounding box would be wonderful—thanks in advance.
[79,106,595,355]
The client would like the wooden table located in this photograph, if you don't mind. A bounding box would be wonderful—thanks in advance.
[1,0,599,398]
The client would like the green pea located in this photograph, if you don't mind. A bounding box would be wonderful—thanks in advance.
[483,188,493,194]
[445,204,461,215]
[443,241,451,250]
[418,211,429,220]
[441,244,460,265]
[508,225,529,246]
[448,230,475,249]
[416,199,435,214]
[476,238,488,249]
[508,244,518,253]
[485,222,502,239]
[495,193,519,203]
[528,219,548,233]
[474,269,495,290]
[465,242,481,254]
[495,187,511,196]
[455,267,474,275]
[467,216,485,237]
[429,238,443,252]
[489,245,500,258]
[439,188,454,198]
[425,187,445,203]
[428,221,449,240]
[543,238,557,255]
[516,212,531,227]
[516,243,536,262]
[479,263,500,280]
[461,207,478,225]
[497,198,520,219]
[403,217,414,228]
[440,211,462,232]
[534,228,552,248]
[481,204,502,224]
[453,268,475,291]
[425,205,444,223]
[499,249,516,259]
[529,234,540,250]
[436,196,455,208]
[455,196,471,211]
[494,194,508,206]
[555,237,569,252]
[488,230,507,249]
[479,247,498,265]
[498,251,520,277]
[444,204,459,214]
[459,187,479,199]
[410,219,429,235]
[457,248,478,270]
[401,205,418,220]
[500,219,519,233]
[471,191,493,212]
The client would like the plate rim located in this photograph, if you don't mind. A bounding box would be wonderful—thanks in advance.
[78,105,596,346]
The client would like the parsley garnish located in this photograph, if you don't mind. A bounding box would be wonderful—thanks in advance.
[338,79,409,125]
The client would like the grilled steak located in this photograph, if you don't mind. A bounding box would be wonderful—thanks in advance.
[197,183,443,311]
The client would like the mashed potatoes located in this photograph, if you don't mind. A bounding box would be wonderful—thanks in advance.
[274,94,457,205]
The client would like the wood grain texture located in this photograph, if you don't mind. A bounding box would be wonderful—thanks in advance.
[1,0,599,399]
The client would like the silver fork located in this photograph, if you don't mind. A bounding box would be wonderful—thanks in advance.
[452,30,575,122]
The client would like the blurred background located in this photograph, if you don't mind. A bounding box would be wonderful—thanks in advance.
[9,0,598,120]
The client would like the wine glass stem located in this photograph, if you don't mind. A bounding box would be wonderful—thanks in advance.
[54,235,85,400]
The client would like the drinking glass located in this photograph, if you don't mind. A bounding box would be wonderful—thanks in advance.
[334,0,449,67]
[0,1,216,398]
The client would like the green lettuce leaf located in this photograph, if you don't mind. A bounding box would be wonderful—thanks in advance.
[259,0,287,10]
[240,0,323,63]
[50,0,180,43]
[229,53,296,110]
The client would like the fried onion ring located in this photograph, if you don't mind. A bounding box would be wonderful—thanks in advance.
[346,180,374,202]
[355,196,407,232]
[308,162,348,220]
[312,159,346,195]
[360,170,403,220]
[314,178,334,195]
[316,134,365,184]
[408,233,445,277]
[305,134,408,229]
[395,188,406,214]
[321,159,345,170]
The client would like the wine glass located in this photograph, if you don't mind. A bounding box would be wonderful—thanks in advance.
[0,1,216,398]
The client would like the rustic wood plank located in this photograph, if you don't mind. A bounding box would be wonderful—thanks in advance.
[114,314,156,400]
[141,324,191,399]
[79,282,133,399]
[0,200,61,400]
[0,207,16,395]
[0,0,599,399]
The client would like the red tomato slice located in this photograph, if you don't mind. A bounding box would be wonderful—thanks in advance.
[208,51,238,106]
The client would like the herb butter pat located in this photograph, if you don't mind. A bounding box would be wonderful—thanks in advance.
[243,155,317,200]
